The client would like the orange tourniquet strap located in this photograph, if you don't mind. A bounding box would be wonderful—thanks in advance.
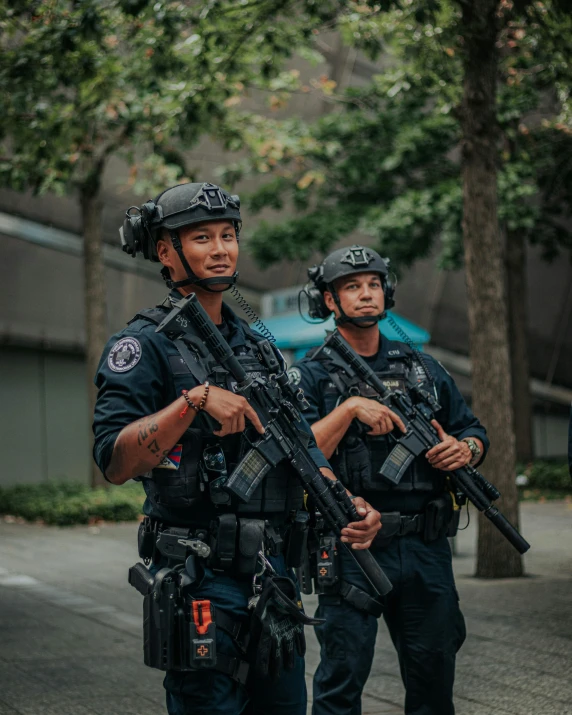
[192,600,213,635]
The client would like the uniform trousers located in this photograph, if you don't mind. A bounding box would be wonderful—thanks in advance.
[312,534,466,715]
[160,554,306,715]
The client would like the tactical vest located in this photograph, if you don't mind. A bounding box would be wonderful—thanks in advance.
[311,340,445,497]
[132,307,304,524]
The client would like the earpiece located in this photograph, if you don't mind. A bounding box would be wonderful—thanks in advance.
[120,202,163,262]
[306,285,331,320]
[382,257,395,311]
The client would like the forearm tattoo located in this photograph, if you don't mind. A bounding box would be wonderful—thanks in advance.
[137,420,159,446]
[136,419,174,461]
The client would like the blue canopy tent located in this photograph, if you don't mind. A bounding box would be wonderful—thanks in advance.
[261,311,430,361]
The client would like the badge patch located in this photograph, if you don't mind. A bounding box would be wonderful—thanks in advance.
[157,444,182,470]
[414,364,427,383]
[288,367,302,385]
[108,337,142,373]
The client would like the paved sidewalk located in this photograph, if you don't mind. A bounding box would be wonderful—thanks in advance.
[0,500,571,714]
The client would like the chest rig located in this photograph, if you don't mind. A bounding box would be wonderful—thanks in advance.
[313,340,444,496]
[132,307,304,522]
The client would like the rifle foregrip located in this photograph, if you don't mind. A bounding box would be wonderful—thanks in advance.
[484,507,530,555]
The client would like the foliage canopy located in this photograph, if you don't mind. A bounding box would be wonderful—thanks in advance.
[222,0,572,272]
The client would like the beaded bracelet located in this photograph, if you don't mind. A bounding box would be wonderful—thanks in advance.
[198,381,210,410]
[180,382,210,418]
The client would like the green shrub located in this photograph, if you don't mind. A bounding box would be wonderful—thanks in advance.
[0,480,145,526]
[517,460,571,491]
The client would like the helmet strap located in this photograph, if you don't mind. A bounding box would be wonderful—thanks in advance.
[165,230,238,292]
[329,284,385,329]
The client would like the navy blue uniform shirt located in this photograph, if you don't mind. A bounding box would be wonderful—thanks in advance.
[93,296,329,495]
[292,334,489,509]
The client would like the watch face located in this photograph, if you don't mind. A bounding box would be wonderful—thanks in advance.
[466,439,480,457]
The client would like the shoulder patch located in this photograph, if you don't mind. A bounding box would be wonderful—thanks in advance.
[288,367,302,385]
[108,337,142,373]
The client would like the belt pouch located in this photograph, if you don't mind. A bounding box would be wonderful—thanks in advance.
[211,514,237,570]
[285,510,310,569]
[424,494,453,542]
[138,518,156,560]
[143,576,178,670]
[237,518,264,574]
[315,536,340,592]
[189,600,217,668]
[373,512,402,548]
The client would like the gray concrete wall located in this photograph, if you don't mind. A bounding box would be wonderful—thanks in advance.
[0,348,90,485]
[0,230,167,351]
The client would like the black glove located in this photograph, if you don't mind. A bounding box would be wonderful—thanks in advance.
[248,575,323,680]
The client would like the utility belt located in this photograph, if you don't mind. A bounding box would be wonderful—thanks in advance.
[138,510,309,576]
[374,492,459,547]
[297,493,459,618]
[128,562,250,683]
[129,511,316,682]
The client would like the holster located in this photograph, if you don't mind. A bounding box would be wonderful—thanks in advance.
[130,562,250,683]
[143,567,179,670]
[424,493,454,543]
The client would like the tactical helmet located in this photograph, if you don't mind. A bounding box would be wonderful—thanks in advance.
[120,182,241,291]
[304,244,395,327]
[319,245,389,286]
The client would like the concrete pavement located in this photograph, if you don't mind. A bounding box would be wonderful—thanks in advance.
[0,500,571,714]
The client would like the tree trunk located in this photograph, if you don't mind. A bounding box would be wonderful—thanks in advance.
[80,180,108,489]
[505,229,534,463]
[459,0,523,578]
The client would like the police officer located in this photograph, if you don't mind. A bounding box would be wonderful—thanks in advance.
[92,186,381,715]
[289,245,489,715]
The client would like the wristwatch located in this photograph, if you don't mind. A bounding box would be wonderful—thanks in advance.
[462,438,482,466]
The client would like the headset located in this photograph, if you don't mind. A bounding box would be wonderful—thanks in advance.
[120,201,165,262]
[300,260,396,324]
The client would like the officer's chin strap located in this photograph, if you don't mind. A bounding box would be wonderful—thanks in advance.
[164,229,238,293]
[329,284,385,329]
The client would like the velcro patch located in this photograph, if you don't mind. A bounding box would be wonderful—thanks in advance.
[288,367,302,385]
[157,444,182,471]
[108,338,142,373]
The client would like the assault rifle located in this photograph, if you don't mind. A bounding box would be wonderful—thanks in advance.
[316,330,530,556]
[156,293,393,598]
